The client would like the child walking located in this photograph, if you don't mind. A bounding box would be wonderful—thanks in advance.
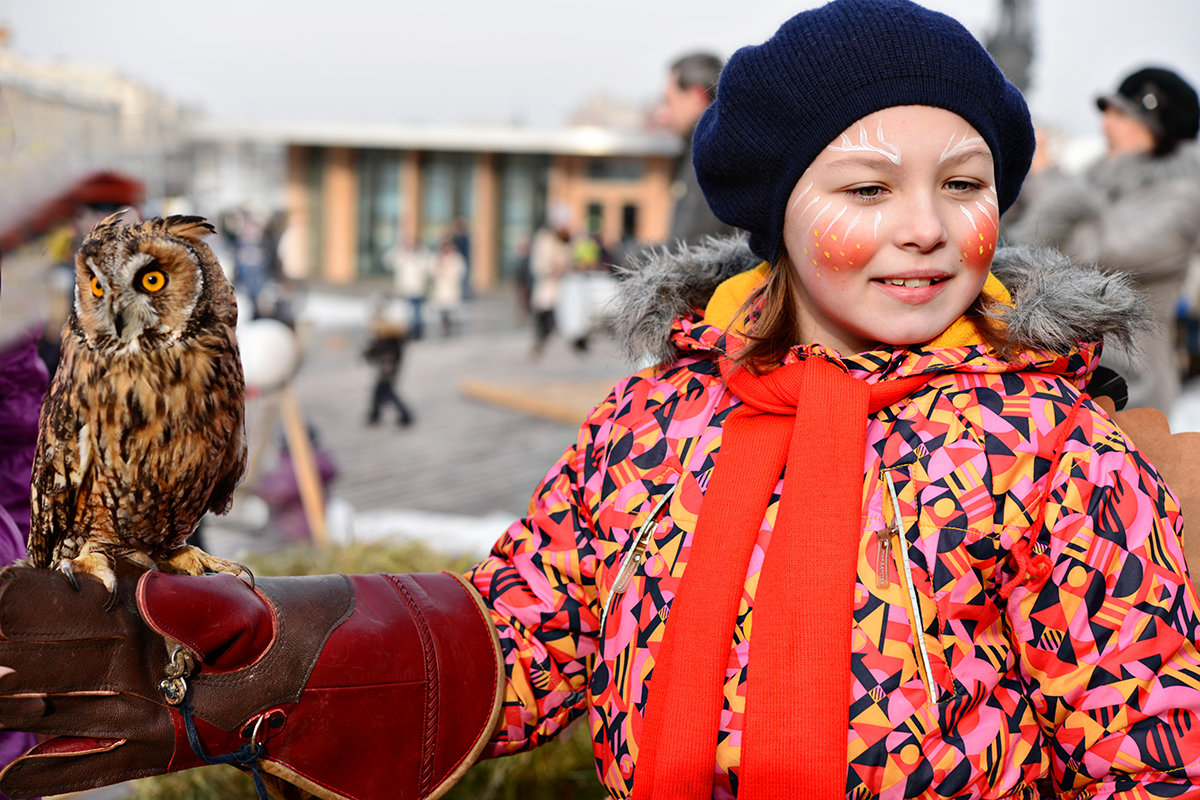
[0,2,1197,799]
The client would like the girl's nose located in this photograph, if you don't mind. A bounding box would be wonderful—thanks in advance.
[895,194,948,254]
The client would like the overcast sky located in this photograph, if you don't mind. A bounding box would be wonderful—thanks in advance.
[2,0,1199,140]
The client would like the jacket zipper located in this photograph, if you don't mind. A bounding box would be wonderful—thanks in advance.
[599,482,678,638]
[883,470,940,706]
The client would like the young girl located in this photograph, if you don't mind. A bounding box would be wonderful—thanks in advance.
[467,0,1200,797]
[0,2,1197,799]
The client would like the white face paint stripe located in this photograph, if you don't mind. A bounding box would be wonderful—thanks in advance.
[828,121,902,165]
[799,193,823,217]
[939,132,988,163]
[789,182,814,213]
[958,205,980,231]
[826,205,848,232]
[846,209,864,238]
[873,210,883,238]
[809,199,834,231]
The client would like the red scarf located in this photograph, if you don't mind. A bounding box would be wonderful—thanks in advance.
[632,355,927,799]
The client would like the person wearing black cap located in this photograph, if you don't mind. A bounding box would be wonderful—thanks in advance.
[0,4,1199,800]
[1006,65,1200,414]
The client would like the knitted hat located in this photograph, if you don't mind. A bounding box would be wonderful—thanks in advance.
[693,0,1035,264]
[1096,67,1200,151]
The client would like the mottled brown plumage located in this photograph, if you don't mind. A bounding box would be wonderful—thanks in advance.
[28,212,248,593]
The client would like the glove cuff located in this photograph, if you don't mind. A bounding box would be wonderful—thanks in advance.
[193,571,504,800]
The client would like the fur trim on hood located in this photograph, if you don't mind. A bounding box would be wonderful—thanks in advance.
[611,233,1147,365]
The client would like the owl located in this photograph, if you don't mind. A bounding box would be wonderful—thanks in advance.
[28,212,249,596]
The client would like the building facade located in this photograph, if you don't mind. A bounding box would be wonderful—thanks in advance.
[191,121,681,289]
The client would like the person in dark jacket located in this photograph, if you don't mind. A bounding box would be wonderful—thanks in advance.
[660,52,737,246]
[362,298,413,427]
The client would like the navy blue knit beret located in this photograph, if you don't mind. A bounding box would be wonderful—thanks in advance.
[693,0,1036,264]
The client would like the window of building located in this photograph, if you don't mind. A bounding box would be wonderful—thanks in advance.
[419,152,473,247]
[585,157,646,181]
[356,149,402,277]
[497,153,549,282]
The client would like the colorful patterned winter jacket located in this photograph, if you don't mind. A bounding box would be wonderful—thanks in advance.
[465,237,1200,798]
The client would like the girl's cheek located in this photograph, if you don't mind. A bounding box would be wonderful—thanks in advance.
[959,209,998,271]
[805,227,878,274]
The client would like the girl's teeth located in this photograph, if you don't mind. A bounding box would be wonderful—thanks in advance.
[884,278,934,287]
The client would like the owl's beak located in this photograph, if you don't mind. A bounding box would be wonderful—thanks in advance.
[112,312,126,338]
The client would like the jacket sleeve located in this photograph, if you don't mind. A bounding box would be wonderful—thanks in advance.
[1006,411,1200,796]
[463,385,621,755]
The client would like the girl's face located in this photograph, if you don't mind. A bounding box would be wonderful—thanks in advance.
[781,105,998,355]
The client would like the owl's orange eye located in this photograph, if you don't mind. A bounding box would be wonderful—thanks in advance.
[90,276,104,298]
[139,270,167,293]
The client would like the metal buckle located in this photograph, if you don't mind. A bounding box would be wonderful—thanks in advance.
[159,646,196,706]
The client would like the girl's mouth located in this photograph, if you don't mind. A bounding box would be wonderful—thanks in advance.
[878,277,949,288]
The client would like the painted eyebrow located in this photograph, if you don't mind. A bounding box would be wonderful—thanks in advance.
[939,147,993,169]
[824,154,903,173]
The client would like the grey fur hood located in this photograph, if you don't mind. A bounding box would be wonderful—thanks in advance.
[611,233,1147,366]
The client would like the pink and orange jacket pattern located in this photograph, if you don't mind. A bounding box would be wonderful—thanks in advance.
[466,261,1200,799]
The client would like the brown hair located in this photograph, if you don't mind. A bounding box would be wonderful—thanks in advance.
[733,256,1015,371]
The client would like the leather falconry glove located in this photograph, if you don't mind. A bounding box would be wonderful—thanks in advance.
[0,565,503,800]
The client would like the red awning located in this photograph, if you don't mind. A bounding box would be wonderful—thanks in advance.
[0,171,144,251]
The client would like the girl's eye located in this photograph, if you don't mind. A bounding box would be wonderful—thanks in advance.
[848,185,884,199]
[946,179,982,192]
[90,276,104,298]
[140,270,168,293]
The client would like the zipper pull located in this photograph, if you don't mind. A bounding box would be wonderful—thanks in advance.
[875,524,895,589]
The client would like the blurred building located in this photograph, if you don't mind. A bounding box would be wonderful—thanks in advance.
[0,32,193,247]
[2,34,682,292]
[189,119,680,290]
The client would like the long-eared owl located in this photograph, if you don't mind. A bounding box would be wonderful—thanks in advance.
[28,212,249,592]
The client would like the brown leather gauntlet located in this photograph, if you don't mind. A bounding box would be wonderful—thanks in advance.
[0,566,503,800]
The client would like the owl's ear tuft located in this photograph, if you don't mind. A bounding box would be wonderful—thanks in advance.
[89,209,134,237]
[160,215,217,242]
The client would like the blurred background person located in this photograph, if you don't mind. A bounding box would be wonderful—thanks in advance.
[659,51,736,247]
[387,234,432,341]
[452,216,473,302]
[430,234,466,338]
[557,220,614,355]
[528,206,573,358]
[224,208,272,317]
[362,294,414,428]
[0,314,49,800]
[1005,65,1200,414]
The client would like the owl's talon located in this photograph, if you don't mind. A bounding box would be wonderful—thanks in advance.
[55,547,118,600]
[59,563,81,592]
[158,545,249,584]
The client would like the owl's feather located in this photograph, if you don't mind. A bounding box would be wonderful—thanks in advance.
[27,213,248,591]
